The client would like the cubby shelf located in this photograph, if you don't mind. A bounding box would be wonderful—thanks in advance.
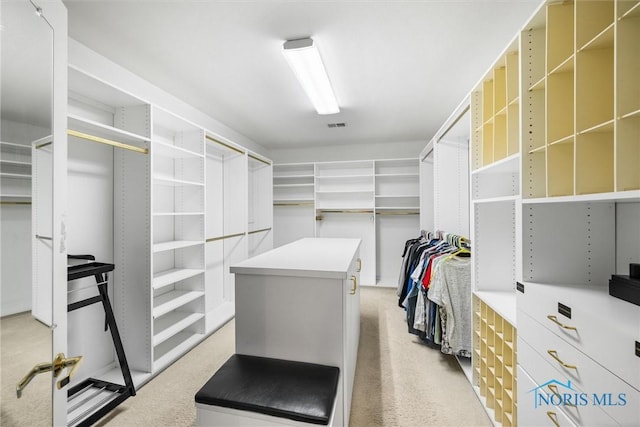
[152,268,203,290]
[152,312,205,346]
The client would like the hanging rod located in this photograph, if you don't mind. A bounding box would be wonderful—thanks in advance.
[35,141,53,150]
[317,209,374,214]
[0,201,32,205]
[67,130,148,154]
[248,153,271,166]
[206,232,245,243]
[248,227,271,235]
[273,202,314,207]
[375,211,419,215]
[205,135,245,155]
[436,104,470,143]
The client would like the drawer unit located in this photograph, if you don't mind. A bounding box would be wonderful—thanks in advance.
[517,282,640,391]
[518,338,618,426]
[518,366,576,427]
[518,311,639,426]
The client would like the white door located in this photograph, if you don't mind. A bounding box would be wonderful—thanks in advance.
[1,1,68,425]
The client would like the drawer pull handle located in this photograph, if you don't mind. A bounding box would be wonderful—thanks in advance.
[356,258,362,272]
[546,411,560,427]
[548,385,576,407]
[547,350,577,370]
[350,275,358,295]
[547,315,577,331]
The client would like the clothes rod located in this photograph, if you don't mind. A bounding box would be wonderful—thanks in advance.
[248,153,271,166]
[376,211,419,215]
[35,141,53,150]
[206,232,245,243]
[0,201,32,205]
[436,104,470,143]
[205,135,245,155]
[273,202,314,207]
[248,227,271,235]
[67,130,149,154]
[317,209,374,214]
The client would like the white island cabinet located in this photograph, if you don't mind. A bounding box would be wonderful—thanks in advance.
[230,237,361,426]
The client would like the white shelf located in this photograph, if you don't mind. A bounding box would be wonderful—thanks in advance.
[153,331,203,371]
[0,172,30,179]
[273,198,314,203]
[153,311,204,346]
[153,176,204,187]
[375,194,419,198]
[0,160,31,167]
[473,291,516,327]
[273,183,314,188]
[471,153,520,176]
[153,140,203,159]
[152,240,202,253]
[0,141,32,153]
[473,195,519,204]
[0,193,31,199]
[153,290,204,318]
[316,174,373,179]
[273,174,314,179]
[152,268,203,290]
[68,114,150,145]
[375,206,420,210]
[316,190,374,194]
[152,212,204,217]
[375,173,419,178]
[524,190,640,204]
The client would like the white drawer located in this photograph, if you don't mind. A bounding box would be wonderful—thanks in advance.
[518,366,577,427]
[517,281,640,391]
[519,311,639,426]
[518,338,619,426]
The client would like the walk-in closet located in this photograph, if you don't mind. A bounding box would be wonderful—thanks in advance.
[1,0,638,426]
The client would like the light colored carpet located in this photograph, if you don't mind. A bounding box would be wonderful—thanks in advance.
[1,312,52,427]
[98,287,491,426]
[0,287,492,426]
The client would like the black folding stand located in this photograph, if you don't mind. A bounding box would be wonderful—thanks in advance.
[66,255,135,427]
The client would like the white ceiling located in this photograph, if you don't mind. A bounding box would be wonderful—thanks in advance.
[63,0,541,151]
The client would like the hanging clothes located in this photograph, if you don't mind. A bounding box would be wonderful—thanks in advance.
[397,230,472,357]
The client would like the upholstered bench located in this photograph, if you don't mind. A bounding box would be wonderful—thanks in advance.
[195,354,340,426]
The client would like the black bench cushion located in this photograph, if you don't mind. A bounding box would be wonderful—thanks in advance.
[195,354,340,425]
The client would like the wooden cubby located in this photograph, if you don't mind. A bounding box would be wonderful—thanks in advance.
[472,42,520,170]
[473,296,517,426]
[521,0,639,198]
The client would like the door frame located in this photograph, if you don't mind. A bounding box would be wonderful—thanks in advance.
[35,0,68,424]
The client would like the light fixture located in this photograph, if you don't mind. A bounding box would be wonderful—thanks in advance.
[282,38,340,115]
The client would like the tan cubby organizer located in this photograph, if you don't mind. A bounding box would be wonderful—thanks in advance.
[473,295,517,427]
[522,0,640,199]
[471,45,520,170]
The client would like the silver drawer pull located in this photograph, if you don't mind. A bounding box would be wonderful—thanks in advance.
[548,385,576,407]
[350,275,357,295]
[547,350,577,370]
[547,315,577,331]
[547,411,560,427]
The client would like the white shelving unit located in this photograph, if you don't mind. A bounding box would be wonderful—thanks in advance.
[272,163,316,248]
[456,2,640,425]
[374,159,420,285]
[62,63,273,399]
[272,158,420,286]
[150,107,205,371]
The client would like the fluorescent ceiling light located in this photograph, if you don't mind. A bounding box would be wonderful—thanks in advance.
[283,38,340,115]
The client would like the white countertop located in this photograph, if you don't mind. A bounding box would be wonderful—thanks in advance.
[230,238,361,279]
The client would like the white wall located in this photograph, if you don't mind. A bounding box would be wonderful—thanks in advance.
[270,140,424,163]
